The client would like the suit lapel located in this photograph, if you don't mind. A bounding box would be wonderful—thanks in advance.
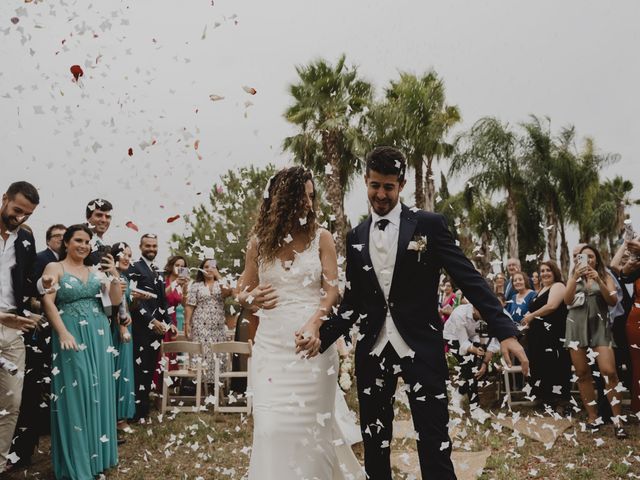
[390,205,418,288]
[356,217,384,297]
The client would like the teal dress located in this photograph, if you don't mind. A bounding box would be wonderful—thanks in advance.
[112,274,136,420]
[51,271,118,480]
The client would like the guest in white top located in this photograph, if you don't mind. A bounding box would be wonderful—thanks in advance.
[443,303,499,407]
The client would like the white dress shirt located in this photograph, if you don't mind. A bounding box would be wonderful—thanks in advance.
[443,303,500,355]
[0,230,18,312]
[369,202,414,358]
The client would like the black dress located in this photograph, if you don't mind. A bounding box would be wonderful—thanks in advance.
[527,287,572,405]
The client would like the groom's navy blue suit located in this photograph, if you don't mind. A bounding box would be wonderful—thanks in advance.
[320,204,518,479]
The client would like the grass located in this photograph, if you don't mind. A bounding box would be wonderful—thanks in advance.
[6,383,640,479]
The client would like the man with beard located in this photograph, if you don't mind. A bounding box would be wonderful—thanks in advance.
[0,182,41,472]
[127,234,171,420]
[8,224,66,470]
[85,198,113,266]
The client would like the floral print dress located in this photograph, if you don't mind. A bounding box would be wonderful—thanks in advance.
[187,281,228,382]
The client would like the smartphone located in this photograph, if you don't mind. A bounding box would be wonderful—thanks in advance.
[576,253,588,269]
[176,266,190,278]
[96,245,111,269]
[624,222,635,242]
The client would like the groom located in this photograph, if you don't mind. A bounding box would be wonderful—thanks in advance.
[303,146,528,479]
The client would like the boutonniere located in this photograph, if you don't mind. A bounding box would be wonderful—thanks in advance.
[407,235,428,261]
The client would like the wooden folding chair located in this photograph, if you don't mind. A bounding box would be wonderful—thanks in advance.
[210,341,252,414]
[160,341,204,413]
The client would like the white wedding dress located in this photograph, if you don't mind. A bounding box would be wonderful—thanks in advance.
[247,234,364,480]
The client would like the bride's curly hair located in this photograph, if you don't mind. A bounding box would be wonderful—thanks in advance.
[251,166,318,265]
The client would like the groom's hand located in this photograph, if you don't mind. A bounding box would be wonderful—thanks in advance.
[500,336,529,377]
[295,319,322,358]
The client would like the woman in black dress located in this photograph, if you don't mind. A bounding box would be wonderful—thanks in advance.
[522,260,572,413]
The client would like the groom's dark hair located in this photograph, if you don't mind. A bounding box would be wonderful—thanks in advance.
[365,146,406,182]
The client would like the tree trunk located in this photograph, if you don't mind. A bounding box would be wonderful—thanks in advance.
[559,219,570,280]
[545,205,558,263]
[322,130,347,257]
[506,193,519,260]
[424,156,435,212]
[413,157,425,210]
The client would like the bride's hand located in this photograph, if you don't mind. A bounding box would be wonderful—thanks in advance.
[295,319,321,358]
[238,284,278,312]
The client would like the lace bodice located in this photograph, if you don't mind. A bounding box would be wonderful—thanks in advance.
[56,271,103,316]
[258,233,323,309]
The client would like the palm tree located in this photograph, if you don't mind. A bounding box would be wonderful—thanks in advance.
[382,72,460,210]
[283,55,373,255]
[450,117,525,259]
[521,115,562,263]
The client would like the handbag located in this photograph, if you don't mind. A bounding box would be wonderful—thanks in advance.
[567,291,585,310]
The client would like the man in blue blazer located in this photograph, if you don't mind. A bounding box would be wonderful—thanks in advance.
[127,233,171,420]
[308,147,528,480]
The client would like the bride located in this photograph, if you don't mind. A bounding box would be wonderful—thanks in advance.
[238,166,363,479]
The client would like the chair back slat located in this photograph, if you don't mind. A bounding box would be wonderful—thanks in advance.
[162,341,203,355]
[210,341,251,355]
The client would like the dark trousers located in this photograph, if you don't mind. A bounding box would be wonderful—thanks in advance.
[133,332,161,420]
[447,340,479,406]
[9,329,51,465]
[356,343,456,480]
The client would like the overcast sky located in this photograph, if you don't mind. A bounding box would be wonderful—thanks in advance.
[2,0,638,263]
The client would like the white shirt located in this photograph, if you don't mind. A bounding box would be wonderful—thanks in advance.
[0,230,18,311]
[369,202,414,358]
[443,303,500,355]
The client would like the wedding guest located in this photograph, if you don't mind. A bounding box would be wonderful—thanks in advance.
[35,224,66,277]
[504,257,522,300]
[531,271,541,293]
[127,234,171,421]
[150,255,187,387]
[163,255,188,332]
[111,242,136,430]
[41,224,121,479]
[85,198,113,266]
[617,238,640,413]
[443,303,499,408]
[522,261,571,413]
[565,245,627,437]
[184,258,233,385]
[438,279,456,324]
[494,272,506,296]
[506,271,536,324]
[0,181,41,472]
[9,224,65,469]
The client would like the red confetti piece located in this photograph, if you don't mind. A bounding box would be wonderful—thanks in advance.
[128,147,133,156]
[166,215,181,223]
[242,85,257,95]
[194,140,200,150]
[125,221,139,232]
[10,17,19,25]
[70,65,83,82]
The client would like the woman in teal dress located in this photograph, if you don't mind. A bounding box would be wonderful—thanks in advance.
[111,242,136,426]
[41,224,122,479]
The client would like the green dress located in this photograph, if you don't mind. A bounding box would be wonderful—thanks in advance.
[565,279,616,348]
[112,274,136,420]
[51,271,118,479]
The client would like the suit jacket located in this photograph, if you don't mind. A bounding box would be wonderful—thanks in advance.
[11,227,38,315]
[127,259,170,341]
[34,248,58,281]
[320,204,518,367]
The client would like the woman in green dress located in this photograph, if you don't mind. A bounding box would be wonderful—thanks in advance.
[564,244,626,438]
[41,224,122,479]
[111,242,136,427]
